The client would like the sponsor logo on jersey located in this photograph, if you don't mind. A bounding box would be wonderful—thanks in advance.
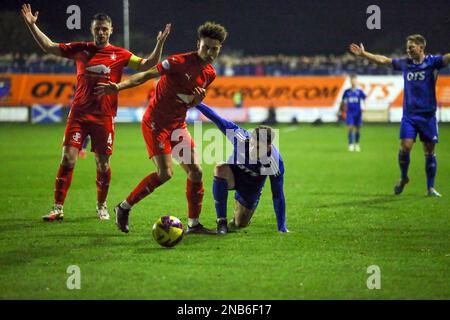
[86,64,111,74]
[406,71,425,81]
[110,52,117,61]
[176,94,194,104]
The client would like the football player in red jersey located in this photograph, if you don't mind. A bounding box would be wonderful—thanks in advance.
[21,3,171,221]
[95,22,228,234]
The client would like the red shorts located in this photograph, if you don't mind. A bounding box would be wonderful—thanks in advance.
[63,116,115,155]
[142,119,195,160]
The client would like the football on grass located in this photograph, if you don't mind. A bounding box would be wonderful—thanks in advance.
[152,216,184,248]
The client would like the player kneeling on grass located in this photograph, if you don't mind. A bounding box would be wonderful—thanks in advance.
[196,103,288,234]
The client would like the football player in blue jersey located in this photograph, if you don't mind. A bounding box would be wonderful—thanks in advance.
[339,74,367,152]
[195,103,287,234]
[350,35,450,197]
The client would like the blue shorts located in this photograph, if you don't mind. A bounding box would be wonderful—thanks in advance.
[346,112,362,127]
[229,165,264,211]
[400,114,438,143]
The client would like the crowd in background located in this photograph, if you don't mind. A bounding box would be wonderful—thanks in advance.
[1,51,449,75]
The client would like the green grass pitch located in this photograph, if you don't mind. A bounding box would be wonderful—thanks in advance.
[0,122,449,299]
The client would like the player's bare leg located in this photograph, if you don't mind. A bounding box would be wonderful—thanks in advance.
[43,145,79,221]
[213,164,235,234]
[423,141,440,197]
[394,138,414,195]
[115,154,172,233]
[95,153,111,220]
[229,201,255,230]
[179,148,215,235]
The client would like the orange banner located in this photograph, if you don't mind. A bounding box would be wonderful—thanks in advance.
[203,76,346,107]
[1,73,449,108]
[0,73,154,107]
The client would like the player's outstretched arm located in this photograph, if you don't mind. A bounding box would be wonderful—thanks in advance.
[21,3,61,56]
[270,174,288,233]
[94,65,161,96]
[137,24,172,71]
[349,43,392,66]
[196,102,239,134]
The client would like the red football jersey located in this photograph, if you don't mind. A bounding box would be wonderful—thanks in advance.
[59,42,135,118]
[145,52,216,129]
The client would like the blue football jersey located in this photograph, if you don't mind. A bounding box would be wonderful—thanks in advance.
[227,129,284,182]
[196,102,287,232]
[392,55,445,115]
[342,88,366,114]
[196,103,284,183]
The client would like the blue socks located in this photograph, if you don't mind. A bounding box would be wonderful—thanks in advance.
[355,132,360,144]
[213,177,228,220]
[348,131,354,145]
[398,150,410,180]
[425,154,437,190]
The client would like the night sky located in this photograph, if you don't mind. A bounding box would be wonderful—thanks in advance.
[3,0,449,55]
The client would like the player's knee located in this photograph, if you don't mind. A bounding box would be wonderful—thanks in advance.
[214,164,229,178]
[61,153,77,167]
[157,168,173,182]
[423,144,435,156]
[400,142,413,152]
[96,161,110,172]
[189,166,202,181]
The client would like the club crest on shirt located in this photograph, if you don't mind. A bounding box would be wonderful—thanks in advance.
[72,132,81,143]
[110,52,117,61]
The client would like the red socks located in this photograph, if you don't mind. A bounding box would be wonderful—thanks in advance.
[126,172,163,206]
[54,164,74,205]
[186,179,204,219]
[96,168,111,205]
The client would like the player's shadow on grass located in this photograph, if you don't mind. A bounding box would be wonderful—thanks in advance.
[313,194,411,210]
[0,236,149,267]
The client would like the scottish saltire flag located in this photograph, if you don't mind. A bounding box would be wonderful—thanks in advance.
[31,104,63,123]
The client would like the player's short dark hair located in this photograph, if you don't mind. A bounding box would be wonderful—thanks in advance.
[252,126,275,145]
[350,74,357,79]
[197,21,228,43]
[91,13,112,26]
[406,34,426,47]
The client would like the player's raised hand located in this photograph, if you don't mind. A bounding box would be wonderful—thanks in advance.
[94,81,119,96]
[21,3,39,25]
[157,23,171,43]
[349,43,365,56]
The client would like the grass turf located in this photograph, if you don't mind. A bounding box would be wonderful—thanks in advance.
[0,122,448,299]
